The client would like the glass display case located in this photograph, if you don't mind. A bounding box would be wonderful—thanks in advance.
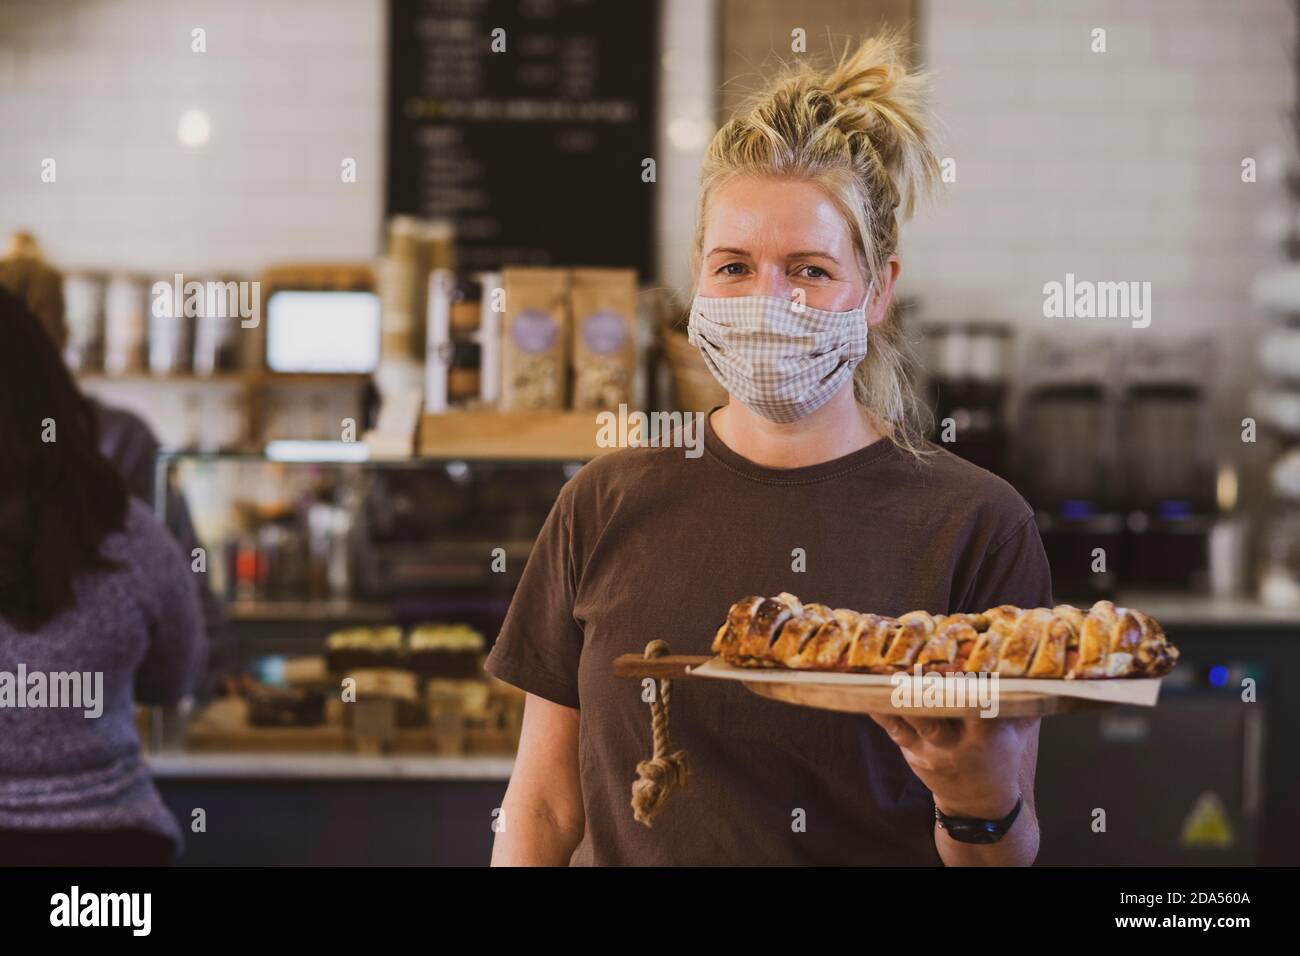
[149,451,582,760]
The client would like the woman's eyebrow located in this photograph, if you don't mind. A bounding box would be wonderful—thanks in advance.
[705,247,841,264]
[785,250,841,264]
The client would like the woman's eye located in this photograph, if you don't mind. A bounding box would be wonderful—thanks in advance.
[798,265,830,279]
[716,263,748,276]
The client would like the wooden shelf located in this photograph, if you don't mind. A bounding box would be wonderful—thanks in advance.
[78,370,372,450]
[250,372,372,386]
[77,372,245,384]
[418,411,618,460]
[226,599,393,622]
[76,370,370,386]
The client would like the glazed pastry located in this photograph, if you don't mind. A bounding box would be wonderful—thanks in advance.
[846,614,899,670]
[787,609,856,669]
[995,608,1052,677]
[1026,614,1071,678]
[916,617,981,672]
[770,602,834,663]
[881,612,934,668]
[710,594,1179,679]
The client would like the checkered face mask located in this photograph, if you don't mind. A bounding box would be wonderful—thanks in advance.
[687,288,871,423]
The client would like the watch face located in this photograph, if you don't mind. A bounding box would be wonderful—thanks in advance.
[940,821,1003,844]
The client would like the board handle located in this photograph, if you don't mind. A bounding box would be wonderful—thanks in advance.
[612,654,711,679]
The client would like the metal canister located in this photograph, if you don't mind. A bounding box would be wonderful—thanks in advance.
[193,274,241,375]
[148,277,193,376]
[62,272,105,372]
[103,273,147,375]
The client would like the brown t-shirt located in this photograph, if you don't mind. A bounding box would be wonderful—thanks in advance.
[485,413,1053,865]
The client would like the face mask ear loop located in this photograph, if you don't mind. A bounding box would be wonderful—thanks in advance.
[860,279,875,314]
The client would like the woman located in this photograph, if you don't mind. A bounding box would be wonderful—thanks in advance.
[0,231,222,679]
[486,34,1051,865]
[0,288,205,865]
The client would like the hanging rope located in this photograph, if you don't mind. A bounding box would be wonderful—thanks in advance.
[630,639,690,826]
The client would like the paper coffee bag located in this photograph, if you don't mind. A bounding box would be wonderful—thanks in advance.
[500,267,569,411]
[569,268,637,412]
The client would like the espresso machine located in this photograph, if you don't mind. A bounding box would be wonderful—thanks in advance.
[920,322,1014,478]
[1015,336,1124,602]
[1013,335,1217,600]
[1115,338,1217,590]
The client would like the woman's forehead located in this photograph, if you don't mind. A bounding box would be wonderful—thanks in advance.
[704,176,851,255]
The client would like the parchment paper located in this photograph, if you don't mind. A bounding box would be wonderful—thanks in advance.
[689,657,1163,707]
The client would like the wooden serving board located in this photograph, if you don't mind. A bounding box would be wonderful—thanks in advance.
[612,654,1158,718]
[739,679,1112,718]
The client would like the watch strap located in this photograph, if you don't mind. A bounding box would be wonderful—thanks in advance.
[934,793,1023,844]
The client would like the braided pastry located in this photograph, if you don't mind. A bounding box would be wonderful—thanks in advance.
[710,594,1179,679]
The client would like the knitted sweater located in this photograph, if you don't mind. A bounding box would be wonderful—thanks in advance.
[0,499,206,851]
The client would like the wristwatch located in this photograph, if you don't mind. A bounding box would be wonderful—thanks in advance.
[934,793,1023,844]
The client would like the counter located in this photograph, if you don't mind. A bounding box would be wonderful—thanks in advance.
[152,752,511,866]
[148,752,513,781]
[1115,590,1300,628]
[152,590,1300,865]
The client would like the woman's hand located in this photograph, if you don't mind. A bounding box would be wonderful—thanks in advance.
[868,712,1041,865]
[867,712,1037,819]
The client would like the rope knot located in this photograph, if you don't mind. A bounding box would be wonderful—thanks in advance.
[632,753,689,826]
[630,640,690,827]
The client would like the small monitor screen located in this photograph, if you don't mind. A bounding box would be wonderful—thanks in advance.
[265,290,381,373]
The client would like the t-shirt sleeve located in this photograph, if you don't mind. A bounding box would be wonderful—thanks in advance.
[484,481,583,709]
[960,511,1055,611]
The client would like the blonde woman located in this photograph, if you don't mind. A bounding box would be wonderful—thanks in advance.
[487,34,1050,865]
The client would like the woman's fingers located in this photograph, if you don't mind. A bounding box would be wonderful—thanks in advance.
[867,712,920,748]
[871,713,964,749]
[902,716,961,745]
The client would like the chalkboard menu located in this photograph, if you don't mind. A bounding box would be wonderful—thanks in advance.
[386,0,660,278]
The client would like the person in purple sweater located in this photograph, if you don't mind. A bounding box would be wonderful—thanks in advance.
[0,288,206,865]
[0,232,225,703]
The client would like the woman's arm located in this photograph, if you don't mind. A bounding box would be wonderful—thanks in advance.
[931,717,1040,866]
[870,713,1041,866]
[134,517,207,706]
[910,502,1051,865]
[490,693,585,866]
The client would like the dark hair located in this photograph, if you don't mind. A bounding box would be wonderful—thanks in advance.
[0,287,128,630]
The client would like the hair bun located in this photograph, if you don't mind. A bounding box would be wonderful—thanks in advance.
[819,30,940,218]
[826,33,907,105]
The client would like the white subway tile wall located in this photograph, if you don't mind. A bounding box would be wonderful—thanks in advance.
[0,0,385,274]
[900,0,1295,468]
[0,0,714,282]
[1,1,1290,316]
[904,0,1293,340]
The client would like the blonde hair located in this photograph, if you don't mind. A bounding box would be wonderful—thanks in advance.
[691,30,940,460]
[0,231,66,348]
